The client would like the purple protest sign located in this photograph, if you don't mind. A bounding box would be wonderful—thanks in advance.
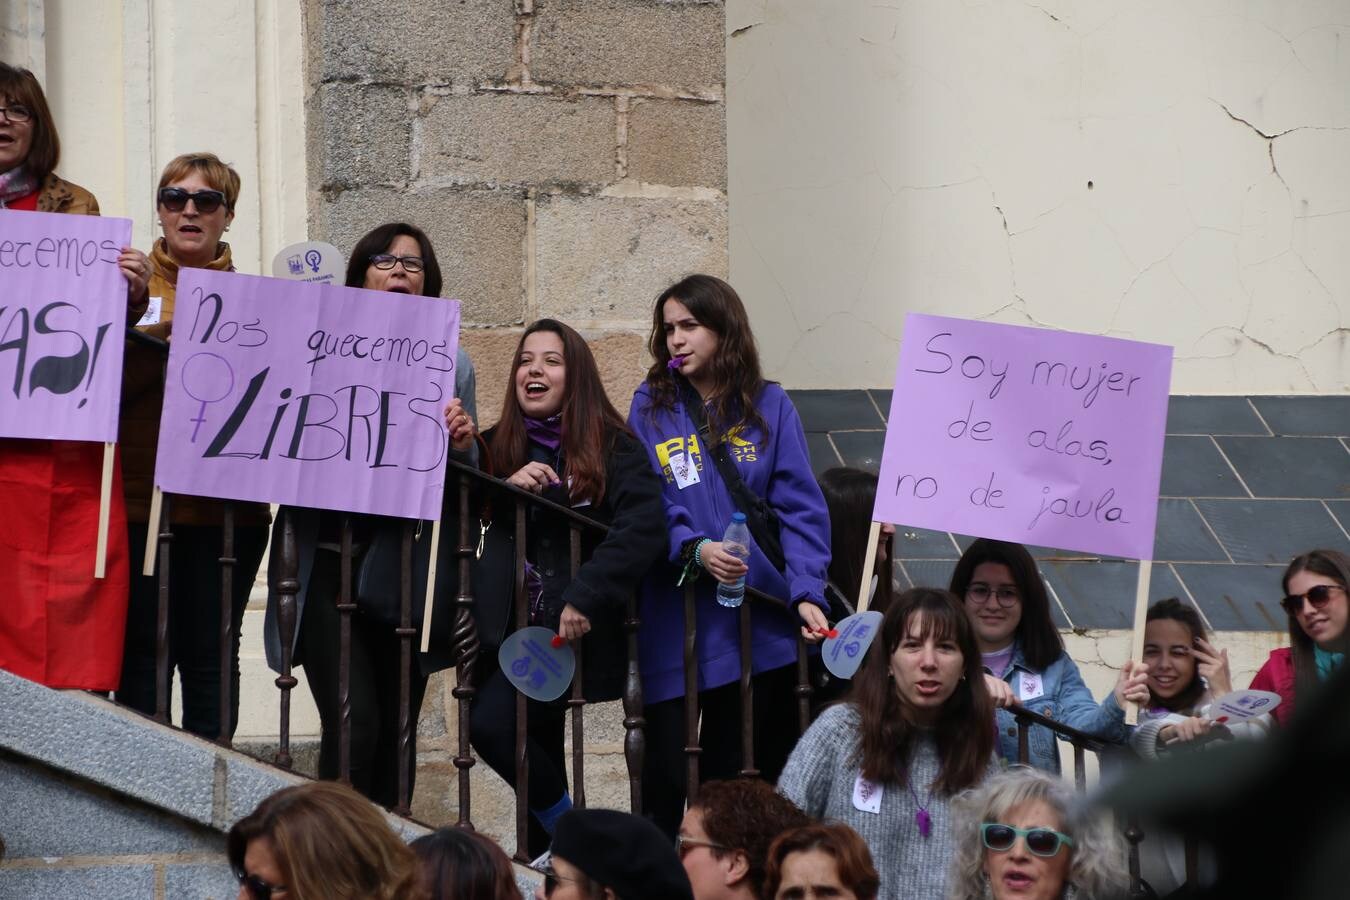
[873,314,1172,560]
[154,268,461,520]
[0,209,132,442]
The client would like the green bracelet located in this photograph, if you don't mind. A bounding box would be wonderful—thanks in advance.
[693,538,710,568]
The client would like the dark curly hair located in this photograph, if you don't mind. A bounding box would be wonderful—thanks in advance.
[1144,597,1209,712]
[690,779,814,897]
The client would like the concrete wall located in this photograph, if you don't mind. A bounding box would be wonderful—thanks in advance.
[726,1,1350,393]
[303,0,730,427]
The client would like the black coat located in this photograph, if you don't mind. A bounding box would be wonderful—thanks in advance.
[475,425,666,702]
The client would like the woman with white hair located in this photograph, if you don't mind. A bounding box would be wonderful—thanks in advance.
[947,768,1127,900]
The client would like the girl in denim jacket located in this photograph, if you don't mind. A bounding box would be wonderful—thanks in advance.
[949,539,1149,771]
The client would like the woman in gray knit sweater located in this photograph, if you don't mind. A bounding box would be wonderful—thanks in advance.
[779,588,1000,900]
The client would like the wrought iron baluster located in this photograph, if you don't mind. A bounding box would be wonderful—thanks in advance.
[567,526,586,808]
[451,470,479,829]
[795,635,811,736]
[1016,713,1030,765]
[274,510,299,770]
[513,499,529,860]
[395,521,415,816]
[154,494,173,724]
[338,518,354,785]
[683,582,701,804]
[217,502,236,747]
[622,590,645,814]
[738,602,757,779]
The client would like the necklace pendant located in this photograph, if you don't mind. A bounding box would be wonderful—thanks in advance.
[916,808,931,838]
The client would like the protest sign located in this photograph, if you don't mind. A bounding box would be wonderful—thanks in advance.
[0,209,132,442]
[873,314,1172,560]
[153,268,460,520]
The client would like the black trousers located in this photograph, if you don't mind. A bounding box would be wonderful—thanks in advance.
[118,522,268,740]
[298,547,429,810]
[470,661,569,859]
[642,663,802,838]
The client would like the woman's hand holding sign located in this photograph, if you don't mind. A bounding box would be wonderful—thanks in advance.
[441,398,475,452]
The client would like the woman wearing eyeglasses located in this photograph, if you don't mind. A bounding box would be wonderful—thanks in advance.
[947,767,1127,900]
[264,222,477,809]
[0,63,150,693]
[117,152,272,740]
[949,539,1149,772]
[1250,548,1349,727]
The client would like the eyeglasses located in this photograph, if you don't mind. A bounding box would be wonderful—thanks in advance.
[369,253,425,273]
[981,823,1074,858]
[158,187,228,214]
[0,104,32,123]
[233,867,286,899]
[539,866,583,897]
[966,584,1020,608]
[1281,583,1345,616]
[675,834,729,859]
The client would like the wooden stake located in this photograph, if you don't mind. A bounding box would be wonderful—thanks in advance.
[143,485,164,576]
[94,442,115,578]
[1125,559,1154,726]
[420,516,443,653]
[856,521,882,614]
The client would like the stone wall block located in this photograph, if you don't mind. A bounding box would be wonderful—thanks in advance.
[314,83,413,188]
[0,867,157,896]
[460,328,526,427]
[535,195,728,323]
[626,99,726,189]
[314,0,518,84]
[417,93,617,187]
[165,864,240,899]
[318,187,527,327]
[530,0,725,88]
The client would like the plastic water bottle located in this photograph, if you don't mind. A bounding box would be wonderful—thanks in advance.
[716,512,751,608]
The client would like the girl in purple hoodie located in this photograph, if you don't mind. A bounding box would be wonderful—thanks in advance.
[627,274,832,836]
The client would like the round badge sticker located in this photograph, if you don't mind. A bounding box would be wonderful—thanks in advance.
[822,611,884,680]
[498,626,576,702]
[1205,689,1281,722]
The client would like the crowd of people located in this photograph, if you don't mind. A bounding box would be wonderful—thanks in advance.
[1,61,1347,900]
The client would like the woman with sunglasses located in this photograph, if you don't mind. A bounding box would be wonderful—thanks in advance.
[948,767,1127,900]
[0,63,150,693]
[227,781,426,900]
[264,222,477,808]
[1250,548,1349,726]
[117,152,272,740]
[778,588,997,900]
[950,539,1150,771]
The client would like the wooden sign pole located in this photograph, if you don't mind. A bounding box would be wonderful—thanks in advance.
[419,516,443,653]
[856,521,882,614]
[94,442,116,578]
[143,485,164,576]
[1124,559,1154,726]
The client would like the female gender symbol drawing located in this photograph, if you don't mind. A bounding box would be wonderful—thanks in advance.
[180,352,236,443]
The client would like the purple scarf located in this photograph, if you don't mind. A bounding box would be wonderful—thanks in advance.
[0,166,39,208]
[524,414,563,451]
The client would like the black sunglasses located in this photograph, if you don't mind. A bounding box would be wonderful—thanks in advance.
[1281,583,1345,615]
[368,253,425,273]
[158,187,227,214]
[233,867,286,899]
[981,823,1074,858]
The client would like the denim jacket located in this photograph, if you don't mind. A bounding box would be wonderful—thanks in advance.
[989,642,1127,772]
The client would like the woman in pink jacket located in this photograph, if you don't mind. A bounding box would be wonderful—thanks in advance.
[1250,548,1348,726]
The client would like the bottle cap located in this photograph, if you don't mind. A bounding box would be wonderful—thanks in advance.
[731,512,747,523]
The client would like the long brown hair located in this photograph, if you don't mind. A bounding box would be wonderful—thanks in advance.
[949,539,1063,670]
[226,782,425,900]
[1283,549,1350,697]
[849,588,994,794]
[0,63,59,179]
[642,274,771,444]
[489,319,631,505]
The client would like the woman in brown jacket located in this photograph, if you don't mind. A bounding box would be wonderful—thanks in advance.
[116,153,271,740]
[0,63,150,691]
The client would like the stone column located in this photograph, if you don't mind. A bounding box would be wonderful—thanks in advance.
[304,0,729,425]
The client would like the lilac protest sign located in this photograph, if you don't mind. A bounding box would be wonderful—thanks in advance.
[0,209,132,441]
[154,268,460,520]
[873,314,1172,560]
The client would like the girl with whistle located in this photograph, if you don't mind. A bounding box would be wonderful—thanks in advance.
[628,273,832,836]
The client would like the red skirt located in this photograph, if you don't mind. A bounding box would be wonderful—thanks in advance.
[0,438,130,689]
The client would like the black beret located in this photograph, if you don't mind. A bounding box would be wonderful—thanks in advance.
[551,809,693,900]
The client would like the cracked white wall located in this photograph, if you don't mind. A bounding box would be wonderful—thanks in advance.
[727,1,1350,392]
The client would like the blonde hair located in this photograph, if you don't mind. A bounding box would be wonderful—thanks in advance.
[157,152,241,210]
[227,781,425,900]
[946,768,1127,900]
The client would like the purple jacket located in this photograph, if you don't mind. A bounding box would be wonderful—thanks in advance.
[627,381,831,703]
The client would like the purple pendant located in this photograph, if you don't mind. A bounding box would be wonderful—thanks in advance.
[916,808,931,838]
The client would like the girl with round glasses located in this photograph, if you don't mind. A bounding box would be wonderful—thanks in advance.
[949,539,1149,771]
[1250,548,1349,726]
[948,767,1126,900]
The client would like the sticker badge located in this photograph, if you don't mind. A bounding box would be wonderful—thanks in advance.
[1017,671,1045,702]
[852,775,883,814]
[137,295,163,327]
[670,450,701,490]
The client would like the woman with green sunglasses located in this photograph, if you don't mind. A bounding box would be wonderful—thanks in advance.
[948,768,1126,900]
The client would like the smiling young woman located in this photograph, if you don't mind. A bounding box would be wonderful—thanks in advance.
[777,589,996,900]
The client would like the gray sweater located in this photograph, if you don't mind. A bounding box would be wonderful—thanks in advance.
[778,703,997,900]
